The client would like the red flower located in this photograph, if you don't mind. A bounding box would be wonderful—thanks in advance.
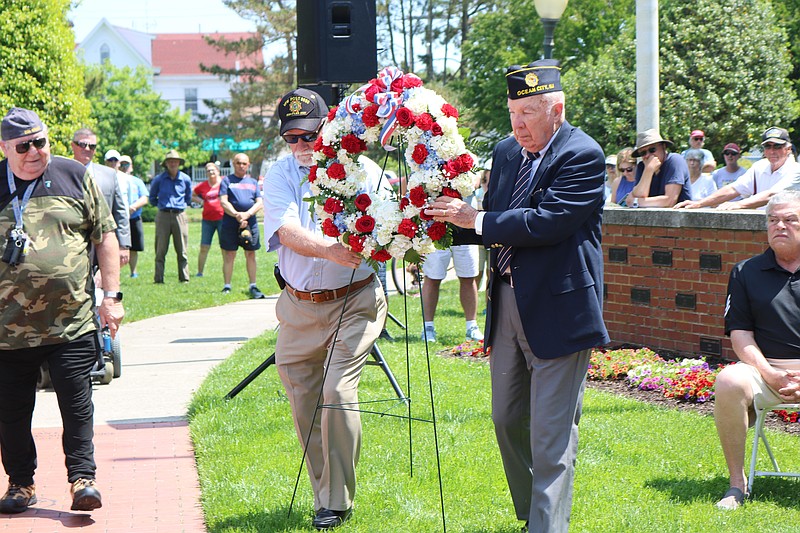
[322,145,337,159]
[351,103,361,112]
[442,187,461,199]
[341,134,367,154]
[371,248,392,263]
[418,208,434,221]
[412,144,429,165]
[443,160,460,178]
[322,218,340,237]
[355,215,375,233]
[370,77,386,90]
[308,165,318,183]
[402,74,423,88]
[354,193,372,212]
[399,197,410,211]
[313,137,324,151]
[456,153,474,173]
[428,221,447,241]
[397,218,418,238]
[415,113,434,131]
[327,106,339,121]
[409,186,428,208]
[390,77,404,93]
[327,163,346,180]
[395,107,414,127]
[441,103,459,118]
[365,84,381,103]
[431,123,443,136]
[348,234,365,253]
[323,197,344,214]
[362,105,380,127]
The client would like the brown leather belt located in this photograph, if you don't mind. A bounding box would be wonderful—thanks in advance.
[285,274,374,303]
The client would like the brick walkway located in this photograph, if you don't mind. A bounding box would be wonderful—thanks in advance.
[0,421,205,532]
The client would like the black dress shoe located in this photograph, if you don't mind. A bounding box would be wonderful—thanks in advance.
[312,507,352,530]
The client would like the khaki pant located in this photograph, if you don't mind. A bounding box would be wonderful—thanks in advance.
[154,210,189,283]
[275,278,386,511]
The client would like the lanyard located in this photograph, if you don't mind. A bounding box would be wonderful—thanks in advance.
[6,162,39,230]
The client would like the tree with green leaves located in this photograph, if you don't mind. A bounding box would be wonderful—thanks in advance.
[0,0,90,155]
[564,0,797,156]
[84,63,204,180]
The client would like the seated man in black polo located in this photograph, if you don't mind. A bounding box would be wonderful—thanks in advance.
[714,188,800,510]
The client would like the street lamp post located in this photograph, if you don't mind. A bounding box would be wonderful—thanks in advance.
[534,0,569,60]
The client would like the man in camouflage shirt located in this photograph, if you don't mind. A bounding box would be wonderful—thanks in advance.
[0,107,124,514]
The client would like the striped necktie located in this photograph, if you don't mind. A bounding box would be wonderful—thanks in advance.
[496,151,540,275]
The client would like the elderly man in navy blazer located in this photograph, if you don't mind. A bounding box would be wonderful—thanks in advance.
[428,59,609,532]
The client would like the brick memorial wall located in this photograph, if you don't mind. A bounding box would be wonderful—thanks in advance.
[601,207,767,360]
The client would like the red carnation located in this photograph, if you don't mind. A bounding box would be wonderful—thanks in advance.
[354,193,372,212]
[395,107,414,127]
[362,105,380,127]
[313,137,324,151]
[456,153,474,172]
[355,215,376,233]
[402,74,423,88]
[341,134,367,154]
[431,122,443,136]
[399,197,410,211]
[428,221,447,241]
[370,77,386,90]
[442,187,461,199]
[324,197,344,214]
[415,113,434,131]
[327,105,339,121]
[371,248,392,263]
[441,103,459,118]
[412,144,429,165]
[409,186,428,208]
[327,163,346,180]
[364,84,381,103]
[351,103,362,112]
[322,218,340,237]
[348,234,365,253]
[397,218,418,238]
[308,165,318,183]
[419,208,434,221]
[322,145,337,159]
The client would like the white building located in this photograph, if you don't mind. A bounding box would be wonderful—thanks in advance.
[76,18,264,118]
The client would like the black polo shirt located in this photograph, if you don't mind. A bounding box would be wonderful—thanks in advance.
[725,248,800,359]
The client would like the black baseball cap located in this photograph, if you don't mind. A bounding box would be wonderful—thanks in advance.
[278,88,328,136]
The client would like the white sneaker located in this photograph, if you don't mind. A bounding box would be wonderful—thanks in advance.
[466,325,484,341]
[421,325,437,343]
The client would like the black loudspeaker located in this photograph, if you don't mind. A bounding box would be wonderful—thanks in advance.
[296,0,377,85]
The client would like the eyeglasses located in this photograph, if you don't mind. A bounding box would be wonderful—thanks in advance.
[763,143,785,150]
[13,137,47,154]
[722,151,739,156]
[282,131,319,144]
[73,140,97,151]
[640,146,659,155]
[692,137,704,141]
[618,167,634,173]
[119,162,131,168]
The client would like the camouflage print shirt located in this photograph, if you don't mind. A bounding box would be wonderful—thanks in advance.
[0,156,115,350]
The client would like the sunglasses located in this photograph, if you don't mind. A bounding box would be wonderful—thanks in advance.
[13,137,47,154]
[282,131,319,144]
[120,162,131,168]
[639,146,659,155]
[692,137,704,141]
[763,143,785,150]
[722,151,739,156]
[618,167,634,173]
[73,140,97,150]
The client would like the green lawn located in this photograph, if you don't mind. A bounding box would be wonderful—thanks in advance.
[187,286,800,532]
[120,215,280,323]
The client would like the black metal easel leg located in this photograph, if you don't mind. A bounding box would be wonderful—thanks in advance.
[366,344,406,400]
[224,353,276,400]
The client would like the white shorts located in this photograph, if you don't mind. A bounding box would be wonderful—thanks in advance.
[422,246,479,280]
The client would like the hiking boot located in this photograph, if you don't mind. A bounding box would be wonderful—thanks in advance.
[466,325,484,341]
[249,286,266,299]
[0,483,36,514]
[421,325,437,343]
[70,478,102,511]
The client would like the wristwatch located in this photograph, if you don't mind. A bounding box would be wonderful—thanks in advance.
[103,291,123,301]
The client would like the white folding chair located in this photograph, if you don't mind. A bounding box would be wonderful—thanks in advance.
[747,401,800,494]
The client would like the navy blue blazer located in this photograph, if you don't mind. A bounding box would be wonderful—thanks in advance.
[459,121,610,359]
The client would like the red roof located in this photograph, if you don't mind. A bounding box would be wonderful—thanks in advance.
[152,32,264,76]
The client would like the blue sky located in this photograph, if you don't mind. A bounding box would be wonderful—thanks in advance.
[70,0,257,42]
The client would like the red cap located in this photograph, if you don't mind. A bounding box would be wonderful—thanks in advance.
[690,130,705,138]
[723,143,740,154]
